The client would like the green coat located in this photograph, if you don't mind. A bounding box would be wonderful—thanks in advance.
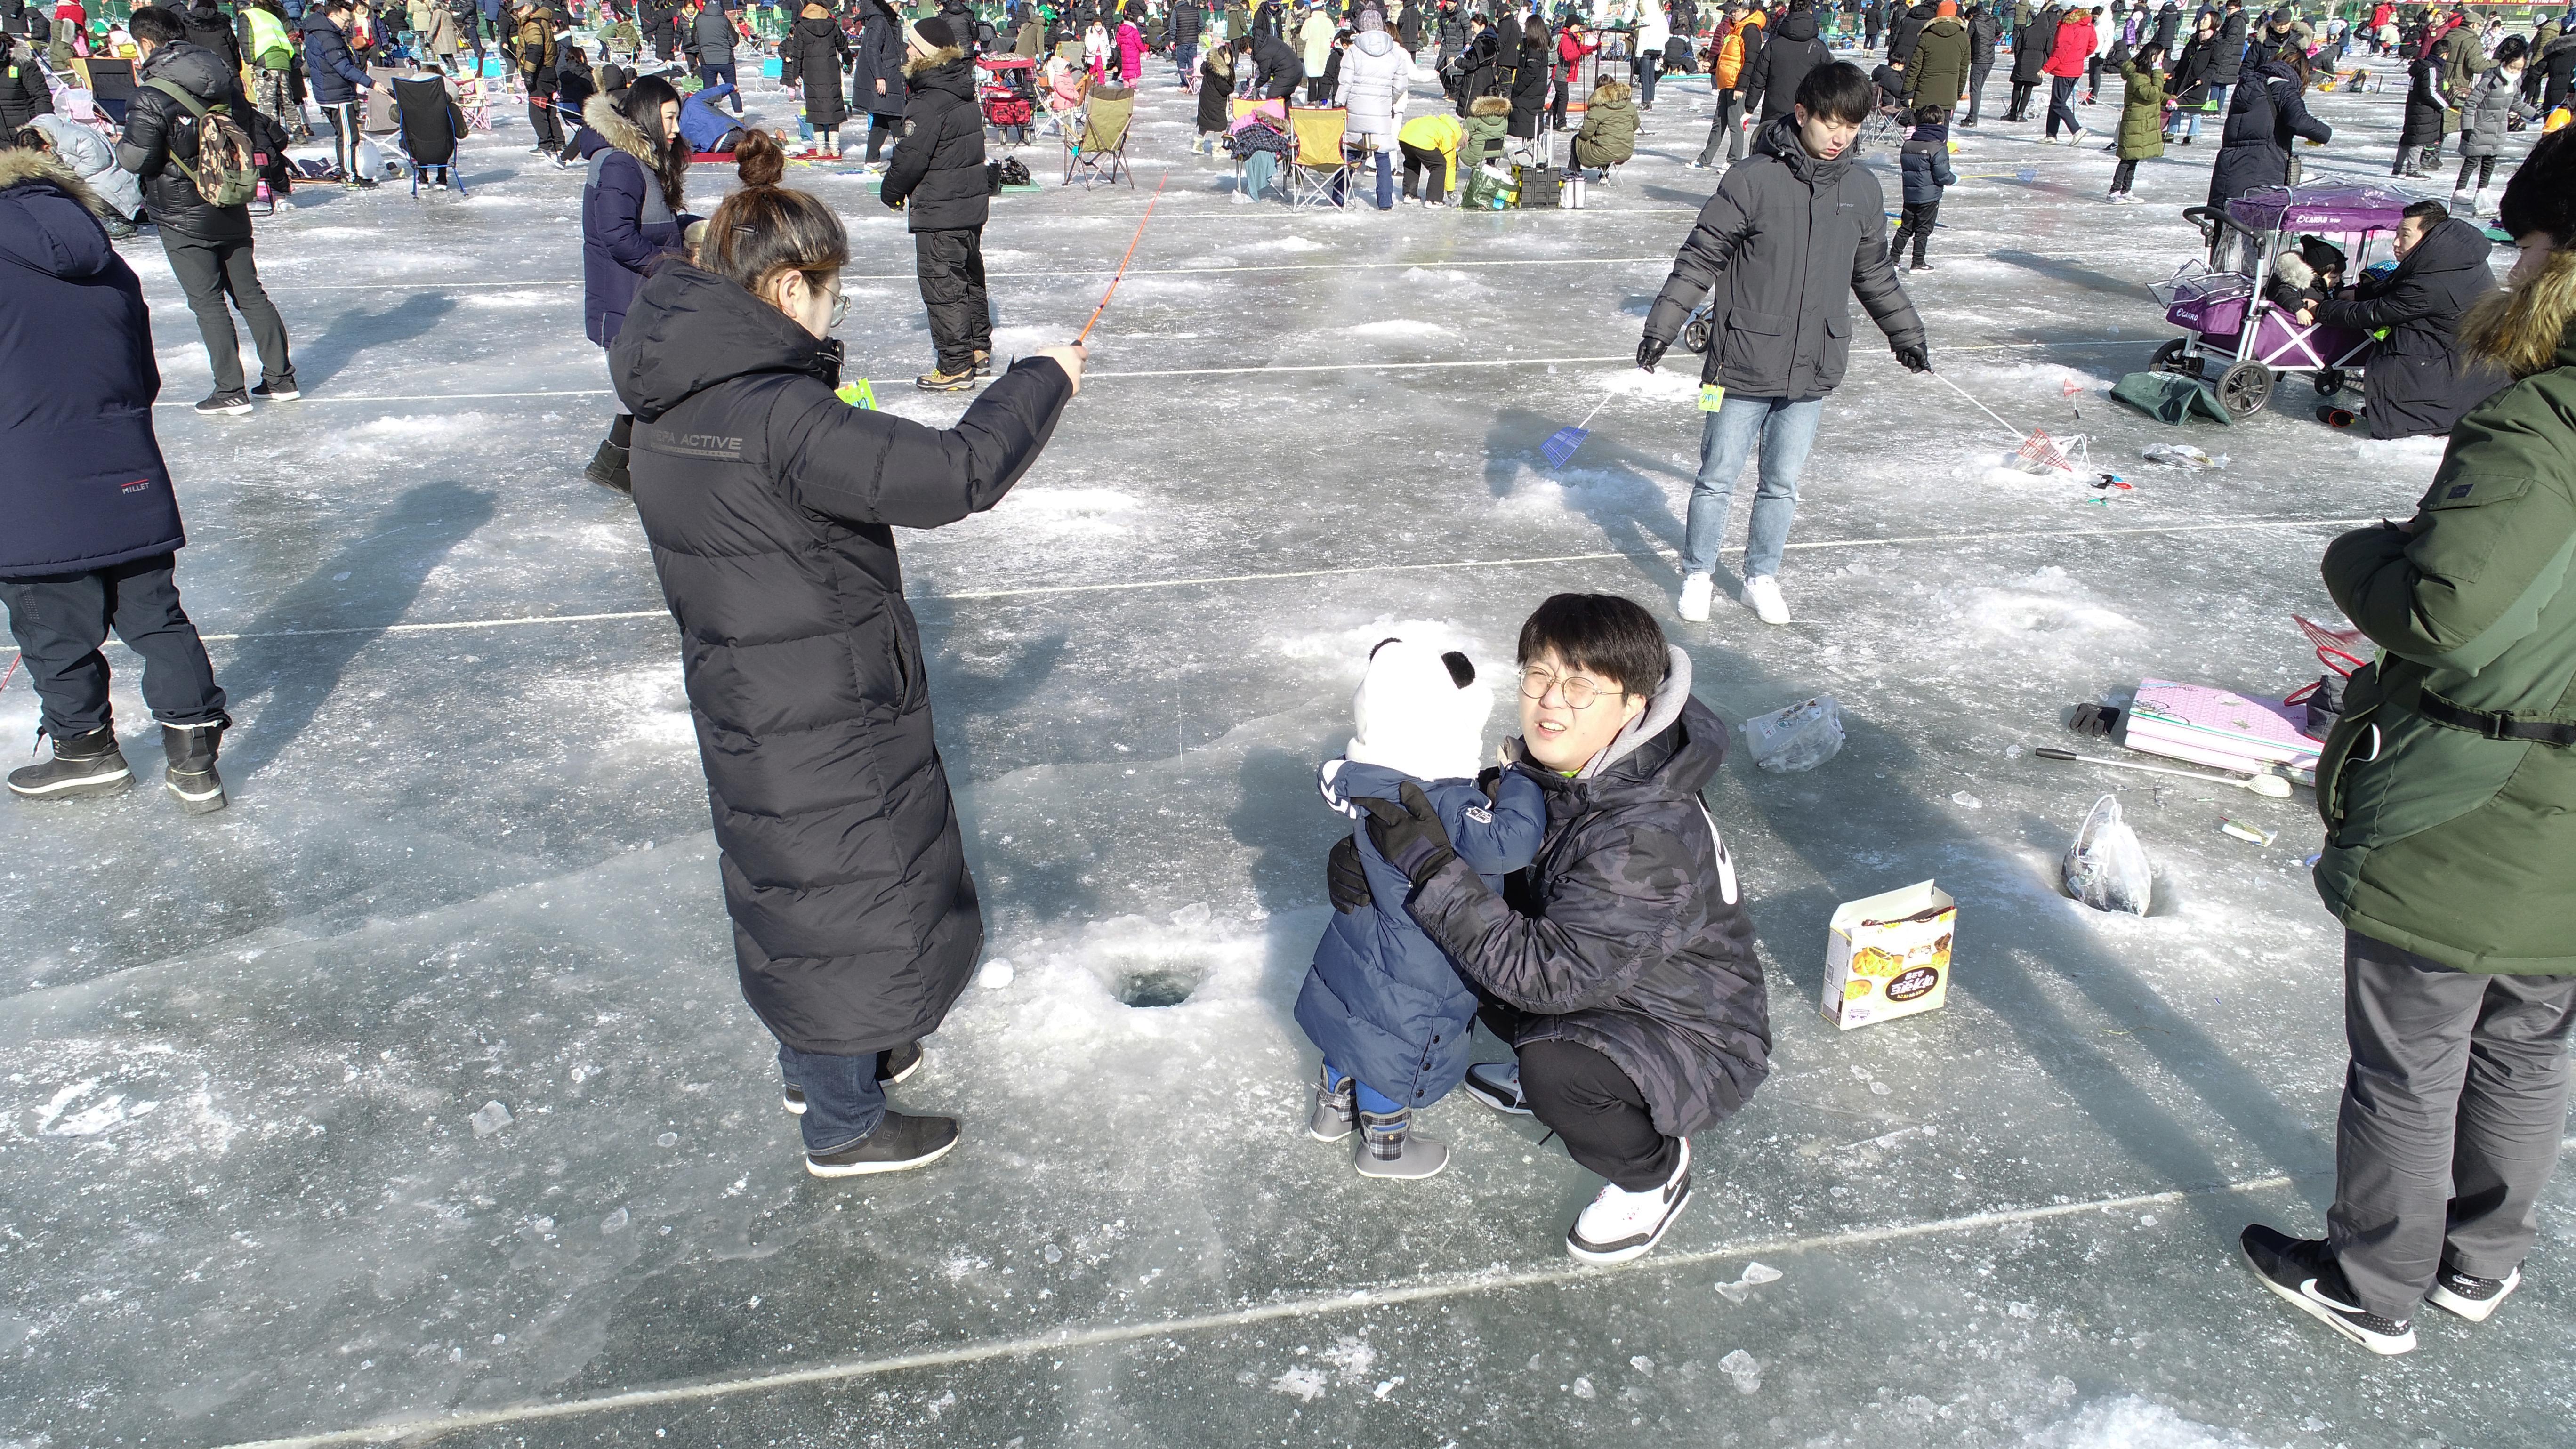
[1571,94,1638,166]
[1905,16,1970,112]
[2313,323,2576,974]
[2115,61,2165,161]
[1459,108,1512,205]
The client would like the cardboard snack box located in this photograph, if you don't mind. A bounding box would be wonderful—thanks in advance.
[1820,880,1956,1031]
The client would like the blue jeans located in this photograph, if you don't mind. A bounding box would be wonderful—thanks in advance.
[778,1040,886,1153]
[1325,1057,1404,1115]
[1685,394,1823,580]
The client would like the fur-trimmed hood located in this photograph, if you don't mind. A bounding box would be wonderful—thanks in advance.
[1468,94,1511,117]
[582,91,663,167]
[902,42,965,78]
[0,150,104,220]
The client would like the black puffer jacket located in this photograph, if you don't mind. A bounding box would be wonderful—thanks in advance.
[1505,37,1549,139]
[2315,219,2507,440]
[1889,0,1936,63]
[1743,7,1828,121]
[2204,7,2247,87]
[781,12,852,129]
[1644,115,1925,401]
[1409,652,1770,1141]
[883,46,986,231]
[609,263,1074,1055]
[0,37,51,130]
[853,1,908,119]
[115,41,253,246]
[2011,4,2059,85]
[2205,55,2327,206]
[179,0,241,67]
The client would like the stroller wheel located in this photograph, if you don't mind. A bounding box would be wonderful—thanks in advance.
[2216,360,2275,419]
[2150,338,2203,378]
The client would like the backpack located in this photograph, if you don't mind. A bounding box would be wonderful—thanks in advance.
[144,78,261,207]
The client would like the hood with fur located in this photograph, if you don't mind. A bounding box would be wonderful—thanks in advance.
[582,90,663,166]
[902,43,966,79]
[0,152,110,282]
[1468,94,1512,117]
[1344,638,1495,783]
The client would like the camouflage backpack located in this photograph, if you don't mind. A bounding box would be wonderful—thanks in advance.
[144,79,262,208]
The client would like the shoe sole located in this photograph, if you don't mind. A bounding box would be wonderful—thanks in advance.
[2426,1271,2517,1323]
[2240,1242,2418,1354]
[9,766,134,799]
[1353,1143,1449,1180]
[1307,1122,1355,1143]
[1460,1077,1533,1116]
[1567,1177,1692,1265]
[805,1133,958,1177]
[256,390,302,402]
[195,402,254,417]
[168,778,227,814]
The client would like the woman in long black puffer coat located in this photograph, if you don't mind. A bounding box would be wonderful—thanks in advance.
[1506,17,1550,140]
[781,1,851,156]
[852,0,910,163]
[611,137,1089,1175]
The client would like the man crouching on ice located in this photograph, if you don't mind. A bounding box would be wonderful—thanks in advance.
[1328,593,1769,1264]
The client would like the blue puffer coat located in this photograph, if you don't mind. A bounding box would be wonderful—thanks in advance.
[1900,115,1955,205]
[0,152,183,579]
[1296,760,1546,1106]
[301,9,373,105]
[573,93,690,348]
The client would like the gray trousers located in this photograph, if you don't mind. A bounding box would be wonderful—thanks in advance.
[162,237,294,396]
[2327,929,2575,1321]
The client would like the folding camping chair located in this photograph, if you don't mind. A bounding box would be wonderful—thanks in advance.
[391,73,469,195]
[1064,83,1135,187]
[1281,105,1352,209]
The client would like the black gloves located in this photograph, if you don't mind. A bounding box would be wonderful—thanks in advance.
[1636,335,1669,373]
[1327,835,1372,914]
[1351,781,1459,887]
[1894,340,1932,374]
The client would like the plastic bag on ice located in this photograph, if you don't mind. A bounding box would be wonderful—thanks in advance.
[1745,695,1844,774]
[2062,794,2153,915]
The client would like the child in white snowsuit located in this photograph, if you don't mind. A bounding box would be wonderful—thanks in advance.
[1296,638,1545,1179]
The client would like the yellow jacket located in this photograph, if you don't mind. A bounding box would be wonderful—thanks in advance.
[1397,112,1465,190]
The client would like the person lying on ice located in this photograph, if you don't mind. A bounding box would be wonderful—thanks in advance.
[1298,638,1546,1182]
[1327,593,1769,1264]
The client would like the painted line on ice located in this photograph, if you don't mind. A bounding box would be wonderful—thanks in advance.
[212,1169,2311,1448]
[0,516,2368,658]
[243,256,1680,291]
[145,338,2154,407]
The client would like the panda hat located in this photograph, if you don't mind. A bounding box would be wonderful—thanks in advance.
[1343,637,1494,783]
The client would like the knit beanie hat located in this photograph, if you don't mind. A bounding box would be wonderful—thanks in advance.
[909,14,956,49]
[2497,127,2576,246]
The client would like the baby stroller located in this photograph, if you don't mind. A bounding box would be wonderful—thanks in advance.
[978,55,1036,145]
[2145,182,2401,419]
[392,73,469,194]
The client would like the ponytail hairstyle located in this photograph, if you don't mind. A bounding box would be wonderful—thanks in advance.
[617,73,689,214]
[2460,128,2576,380]
[701,130,850,304]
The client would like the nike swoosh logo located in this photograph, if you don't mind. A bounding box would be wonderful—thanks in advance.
[2298,1278,2363,1313]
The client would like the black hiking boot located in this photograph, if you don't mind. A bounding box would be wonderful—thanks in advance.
[584,439,631,494]
[7,726,134,801]
[161,721,227,814]
[805,1110,960,1177]
[2240,1224,2417,1355]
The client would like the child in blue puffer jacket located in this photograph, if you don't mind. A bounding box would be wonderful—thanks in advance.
[1891,104,1956,271]
[1296,638,1546,1180]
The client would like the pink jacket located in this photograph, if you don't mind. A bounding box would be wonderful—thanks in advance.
[1116,22,1144,80]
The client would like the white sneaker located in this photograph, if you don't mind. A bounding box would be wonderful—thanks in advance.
[1742,573,1791,625]
[1677,572,1714,622]
[1568,1140,1692,1264]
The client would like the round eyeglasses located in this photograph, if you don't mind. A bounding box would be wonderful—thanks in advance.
[1519,667,1621,710]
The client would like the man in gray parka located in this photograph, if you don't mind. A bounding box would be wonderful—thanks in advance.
[1638,59,1929,628]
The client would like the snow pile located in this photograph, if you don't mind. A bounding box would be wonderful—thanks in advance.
[2031,1396,2284,1449]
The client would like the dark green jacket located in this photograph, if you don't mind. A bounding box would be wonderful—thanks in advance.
[2313,324,2576,974]
[2116,60,2166,161]
[1905,16,1969,111]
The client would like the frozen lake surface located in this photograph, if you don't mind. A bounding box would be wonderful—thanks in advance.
[2,52,2569,1449]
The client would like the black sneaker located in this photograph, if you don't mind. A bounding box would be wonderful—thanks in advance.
[252,377,301,402]
[194,389,253,416]
[6,727,134,800]
[1462,1060,1533,1115]
[2240,1224,2417,1355]
[805,1110,959,1177]
[2427,1262,2520,1322]
[781,1042,924,1113]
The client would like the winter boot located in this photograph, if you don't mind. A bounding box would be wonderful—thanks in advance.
[2240,1224,2416,1355]
[161,721,227,814]
[1567,1139,1692,1264]
[917,366,977,392]
[7,725,134,801]
[587,415,634,494]
[1354,1106,1448,1179]
[971,350,995,378]
[1307,1062,1358,1142]
[805,1109,960,1177]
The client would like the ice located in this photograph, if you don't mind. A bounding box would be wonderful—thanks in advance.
[2,53,2565,1449]
[1745,694,1847,773]
[1718,1349,1763,1394]
[468,1100,513,1136]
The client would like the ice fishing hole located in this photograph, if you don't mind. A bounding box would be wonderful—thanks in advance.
[1104,961,1210,1009]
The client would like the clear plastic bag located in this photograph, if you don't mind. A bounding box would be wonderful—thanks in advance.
[1745,695,1844,774]
[2062,794,2153,915]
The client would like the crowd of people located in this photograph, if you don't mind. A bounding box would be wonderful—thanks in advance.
[1,0,2573,1370]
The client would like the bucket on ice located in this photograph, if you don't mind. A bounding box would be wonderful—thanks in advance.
[1820,880,1956,1031]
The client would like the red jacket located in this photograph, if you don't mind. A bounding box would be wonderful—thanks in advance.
[1557,31,1594,66]
[2043,17,2095,78]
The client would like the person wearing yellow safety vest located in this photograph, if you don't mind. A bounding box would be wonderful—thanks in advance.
[237,0,310,140]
